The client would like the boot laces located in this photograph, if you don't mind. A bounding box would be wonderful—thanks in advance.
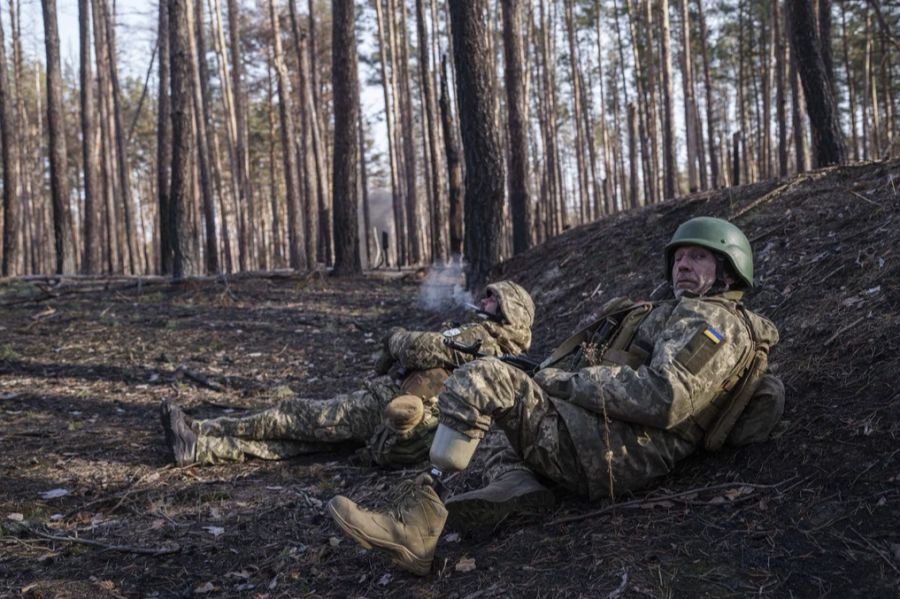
[387,479,427,522]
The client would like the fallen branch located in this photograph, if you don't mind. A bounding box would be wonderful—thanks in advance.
[16,525,180,556]
[546,478,797,527]
[176,366,226,391]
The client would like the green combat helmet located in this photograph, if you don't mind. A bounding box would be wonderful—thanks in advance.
[665,216,754,289]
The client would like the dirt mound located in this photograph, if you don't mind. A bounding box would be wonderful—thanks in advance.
[0,160,897,598]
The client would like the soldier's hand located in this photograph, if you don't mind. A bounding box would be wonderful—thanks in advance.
[373,349,396,375]
[533,367,575,397]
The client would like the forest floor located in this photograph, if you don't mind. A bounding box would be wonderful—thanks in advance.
[1,158,898,598]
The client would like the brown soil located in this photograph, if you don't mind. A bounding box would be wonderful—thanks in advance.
[1,159,898,598]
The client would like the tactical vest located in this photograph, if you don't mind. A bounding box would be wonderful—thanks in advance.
[542,295,772,451]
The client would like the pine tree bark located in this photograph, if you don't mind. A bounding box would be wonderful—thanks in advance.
[789,39,808,173]
[416,0,447,263]
[786,0,847,166]
[41,0,75,273]
[564,0,589,220]
[331,0,361,275]
[268,0,305,269]
[99,0,138,273]
[593,3,615,214]
[0,8,18,276]
[839,2,858,161]
[439,54,463,258]
[641,0,662,202]
[679,0,699,192]
[449,0,504,290]
[394,0,421,264]
[157,0,173,274]
[187,0,218,273]
[373,0,405,266]
[288,0,320,269]
[168,0,200,278]
[659,0,678,199]
[501,0,531,253]
[696,0,719,188]
[226,0,254,270]
[775,0,788,177]
[77,0,100,273]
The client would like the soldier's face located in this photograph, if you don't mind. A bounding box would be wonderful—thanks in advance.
[479,294,499,315]
[672,245,718,297]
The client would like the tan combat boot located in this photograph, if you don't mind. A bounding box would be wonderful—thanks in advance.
[445,468,555,534]
[327,474,447,576]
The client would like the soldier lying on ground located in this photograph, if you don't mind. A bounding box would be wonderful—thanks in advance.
[328,217,786,576]
[159,280,535,469]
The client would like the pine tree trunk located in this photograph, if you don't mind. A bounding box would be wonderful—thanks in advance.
[502,0,531,253]
[331,0,361,275]
[395,0,421,264]
[157,0,172,274]
[168,0,200,278]
[593,3,615,215]
[0,8,18,276]
[775,0,789,177]
[439,55,463,258]
[642,0,662,202]
[659,0,678,199]
[41,0,75,273]
[786,0,847,166]
[538,0,564,233]
[564,0,589,221]
[762,1,774,179]
[307,1,333,267]
[77,0,100,274]
[449,0,504,290]
[265,57,283,268]
[268,0,305,269]
[287,0,320,269]
[187,0,218,273]
[226,0,254,270]
[623,0,651,206]
[679,0,699,192]
[373,0,404,267]
[789,31,808,173]
[696,0,719,188]
[627,102,639,209]
[416,0,447,263]
[99,0,138,273]
[839,2,858,161]
[359,111,371,267]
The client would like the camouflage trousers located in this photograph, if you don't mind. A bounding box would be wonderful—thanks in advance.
[438,358,694,500]
[194,378,398,464]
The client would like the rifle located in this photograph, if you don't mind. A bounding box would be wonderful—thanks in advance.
[443,338,542,376]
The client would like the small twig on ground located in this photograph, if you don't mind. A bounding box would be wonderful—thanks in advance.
[546,478,797,526]
[15,525,180,556]
[176,366,226,391]
[824,315,867,347]
[848,526,900,575]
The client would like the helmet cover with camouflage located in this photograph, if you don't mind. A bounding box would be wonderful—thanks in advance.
[481,280,535,355]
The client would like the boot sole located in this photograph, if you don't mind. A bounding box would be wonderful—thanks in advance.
[446,488,555,535]
[327,500,433,577]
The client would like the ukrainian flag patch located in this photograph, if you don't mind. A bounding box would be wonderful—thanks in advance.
[703,327,724,344]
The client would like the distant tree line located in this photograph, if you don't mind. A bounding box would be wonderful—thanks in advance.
[0,0,896,286]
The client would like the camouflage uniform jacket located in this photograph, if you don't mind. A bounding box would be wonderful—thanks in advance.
[534,291,779,499]
[387,280,535,373]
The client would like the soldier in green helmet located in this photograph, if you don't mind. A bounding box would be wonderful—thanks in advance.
[159,280,535,469]
[328,217,785,576]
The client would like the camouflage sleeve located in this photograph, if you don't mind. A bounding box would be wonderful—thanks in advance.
[535,299,753,433]
[388,323,503,371]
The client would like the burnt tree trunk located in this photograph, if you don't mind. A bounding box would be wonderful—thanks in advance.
[439,54,463,258]
[157,0,173,274]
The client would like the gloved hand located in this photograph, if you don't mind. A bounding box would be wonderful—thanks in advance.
[533,367,575,398]
[368,395,439,468]
[372,328,405,375]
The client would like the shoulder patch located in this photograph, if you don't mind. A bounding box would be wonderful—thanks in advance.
[676,324,725,374]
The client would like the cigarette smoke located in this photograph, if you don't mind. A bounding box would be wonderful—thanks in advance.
[417,258,472,313]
